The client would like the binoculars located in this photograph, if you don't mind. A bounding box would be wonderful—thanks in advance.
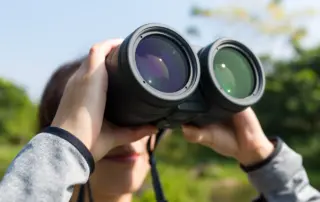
[104,23,265,128]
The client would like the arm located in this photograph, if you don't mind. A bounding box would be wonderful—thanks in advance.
[242,138,320,202]
[0,127,95,202]
[182,108,320,202]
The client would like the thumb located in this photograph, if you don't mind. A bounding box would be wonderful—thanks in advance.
[233,108,262,134]
[232,108,265,144]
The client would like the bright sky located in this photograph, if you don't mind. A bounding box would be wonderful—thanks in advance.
[1,0,320,101]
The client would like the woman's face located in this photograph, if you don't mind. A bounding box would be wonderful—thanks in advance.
[89,127,154,195]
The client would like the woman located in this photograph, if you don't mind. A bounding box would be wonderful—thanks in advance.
[0,39,319,202]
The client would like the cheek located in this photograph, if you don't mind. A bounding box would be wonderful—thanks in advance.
[135,153,151,178]
[140,135,156,151]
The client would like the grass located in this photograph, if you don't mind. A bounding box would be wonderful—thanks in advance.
[133,162,258,202]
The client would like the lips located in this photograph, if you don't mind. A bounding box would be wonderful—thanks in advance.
[103,145,142,162]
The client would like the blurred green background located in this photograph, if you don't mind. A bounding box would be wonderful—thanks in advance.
[1,0,320,201]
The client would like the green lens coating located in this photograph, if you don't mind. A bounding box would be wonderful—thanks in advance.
[213,47,255,98]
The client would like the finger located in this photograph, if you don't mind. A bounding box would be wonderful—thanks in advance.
[182,124,232,147]
[182,125,214,145]
[112,125,157,145]
[182,125,204,143]
[204,123,235,145]
[86,38,124,72]
[130,126,158,142]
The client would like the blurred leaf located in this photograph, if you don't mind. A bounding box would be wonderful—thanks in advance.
[267,1,285,20]
[312,89,320,101]
[232,7,250,20]
[190,6,202,16]
[293,68,317,84]
[186,26,200,37]
[291,28,307,42]
[191,6,212,17]
[188,0,319,53]
[271,0,283,5]
[286,97,299,111]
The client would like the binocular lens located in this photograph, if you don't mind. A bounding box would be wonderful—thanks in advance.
[213,48,255,99]
[135,35,190,93]
[105,23,265,128]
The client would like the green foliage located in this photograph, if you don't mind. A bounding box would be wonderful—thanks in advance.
[188,0,318,55]
[255,47,320,141]
[0,78,37,145]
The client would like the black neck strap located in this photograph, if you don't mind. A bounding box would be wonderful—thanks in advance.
[147,129,168,202]
[77,181,93,202]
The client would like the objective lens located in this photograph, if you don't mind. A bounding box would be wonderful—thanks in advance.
[135,35,190,93]
[213,48,255,98]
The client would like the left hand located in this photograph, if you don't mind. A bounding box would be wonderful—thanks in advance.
[182,108,274,166]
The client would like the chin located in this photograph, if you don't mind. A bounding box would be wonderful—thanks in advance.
[89,156,150,195]
[104,176,146,194]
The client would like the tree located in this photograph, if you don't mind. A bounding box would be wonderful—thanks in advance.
[0,78,37,145]
[254,44,320,138]
[188,0,317,56]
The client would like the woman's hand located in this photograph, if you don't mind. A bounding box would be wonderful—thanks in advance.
[51,39,156,161]
[182,108,274,166]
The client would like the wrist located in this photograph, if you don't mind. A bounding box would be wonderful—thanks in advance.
[237,139,275,167]
[240,137,283,172]
[51,121,93,151]
[43,126,96,173]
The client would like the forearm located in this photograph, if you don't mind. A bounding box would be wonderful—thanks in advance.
[0,127,94,202]
[243,138,320,202]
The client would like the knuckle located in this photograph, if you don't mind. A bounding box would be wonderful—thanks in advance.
[194,135,203,143]
[185,133,200,143]
[89,44,101,55]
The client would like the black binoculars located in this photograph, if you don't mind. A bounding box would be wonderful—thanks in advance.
[104,23,265,128]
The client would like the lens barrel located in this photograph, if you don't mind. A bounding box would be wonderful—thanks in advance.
[188,38,265,126]
[104,23,200,127]
[104,24,265,128]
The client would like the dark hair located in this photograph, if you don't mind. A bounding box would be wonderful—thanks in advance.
[38,57,85,132]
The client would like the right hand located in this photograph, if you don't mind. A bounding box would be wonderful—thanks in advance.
[51,39,157,161]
